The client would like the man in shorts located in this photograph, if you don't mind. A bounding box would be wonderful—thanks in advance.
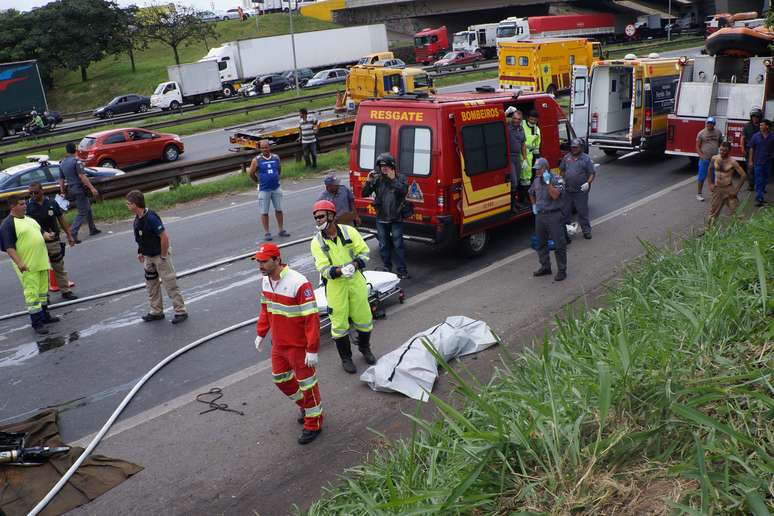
[695,117,723,202]
[249,139,289,241]
[707,141,746,226]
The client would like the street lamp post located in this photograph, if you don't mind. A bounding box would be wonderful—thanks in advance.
[668,0,672,41]
[289,0,300,96]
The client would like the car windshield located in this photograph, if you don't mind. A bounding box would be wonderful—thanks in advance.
[79,137,97,150]
[415,36,429,46]
[497,26,516,38]
[441,52,455,60]
[312,71,327,79]
[108,96,122,105]
[153,83,166,95]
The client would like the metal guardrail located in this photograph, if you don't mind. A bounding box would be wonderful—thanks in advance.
[0,131,354,212]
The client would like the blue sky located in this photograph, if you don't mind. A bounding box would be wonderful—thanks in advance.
[4,0,251,12]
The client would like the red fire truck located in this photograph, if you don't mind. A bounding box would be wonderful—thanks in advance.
[666,54,773,161]
[349,89,577,256]
[413,27,449,65]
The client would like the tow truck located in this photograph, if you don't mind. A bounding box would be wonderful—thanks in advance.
[228,65,433,149]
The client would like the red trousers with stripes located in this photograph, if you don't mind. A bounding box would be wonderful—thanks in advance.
[271,346,323,431]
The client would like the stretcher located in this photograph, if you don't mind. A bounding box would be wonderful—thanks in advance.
[315,270,405,331]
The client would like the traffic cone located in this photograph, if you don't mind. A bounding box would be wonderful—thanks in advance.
[49,269,60,292]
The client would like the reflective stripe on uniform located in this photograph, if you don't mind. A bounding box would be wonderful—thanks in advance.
[305,403,323,418]
[298,374,318,391]
[331,327,349,338]
[265,300,318,317]
[352,320,373,332]
[272,370,295,383]
[288,388,303,401]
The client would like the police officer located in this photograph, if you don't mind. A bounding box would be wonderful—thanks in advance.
[529,158,567,281]
[560,138,596,240]
[310,200,375,374]
[26,181,78,300]
[506,107,527,211]
[59,142,100,242]
[741,108,762,191]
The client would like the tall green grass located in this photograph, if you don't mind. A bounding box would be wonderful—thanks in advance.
[306,210,774,515]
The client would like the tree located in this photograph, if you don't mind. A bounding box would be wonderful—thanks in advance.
[0,8,56,87]
[138,4,217,65]
[110,5,148,73]
[33,0,127,82]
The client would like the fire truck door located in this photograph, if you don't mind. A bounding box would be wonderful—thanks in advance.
[455,107,512,229]
[570,65,590,139]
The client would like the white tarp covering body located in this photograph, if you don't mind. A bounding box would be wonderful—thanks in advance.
[360,316,500,401]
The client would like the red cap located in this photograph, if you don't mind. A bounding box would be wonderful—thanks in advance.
[252,242,281,261]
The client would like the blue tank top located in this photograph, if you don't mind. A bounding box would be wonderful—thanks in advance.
[256,153,280,191]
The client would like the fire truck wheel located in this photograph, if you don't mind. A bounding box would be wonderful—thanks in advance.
[602,148,618,156]
[462,231,488,257]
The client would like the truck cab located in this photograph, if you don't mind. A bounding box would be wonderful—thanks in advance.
[451,24,498,59]
[350,90,575,256]
[346,66,433,108]
[496,17,529,45]
[151,81,182,110]
[666,55,774,160]
[571,54,680,155]
[414,26,448,65]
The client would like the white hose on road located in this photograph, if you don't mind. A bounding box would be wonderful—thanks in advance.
[27,316,259,516]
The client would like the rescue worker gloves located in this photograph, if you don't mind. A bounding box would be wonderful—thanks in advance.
[543,171,552,184]
[255,335,264,352]
[341,263,356,278]
[305,352,319,368]
[532,204,538,215]
[581,182,590,192]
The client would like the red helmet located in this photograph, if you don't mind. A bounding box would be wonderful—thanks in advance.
[312,199,336,215]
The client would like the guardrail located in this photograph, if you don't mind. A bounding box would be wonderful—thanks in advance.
[0,131,354,213]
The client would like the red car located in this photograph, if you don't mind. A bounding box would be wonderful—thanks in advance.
[433,50,483,72]
[77,127,184,169]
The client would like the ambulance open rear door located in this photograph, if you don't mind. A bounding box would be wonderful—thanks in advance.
[570,65,590,139]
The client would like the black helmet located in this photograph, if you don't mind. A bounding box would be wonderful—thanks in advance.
[375,152,396,168]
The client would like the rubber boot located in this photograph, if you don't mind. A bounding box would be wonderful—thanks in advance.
[30,312,48,335]
[42,305,60,324]
[335,335,356,374]
[357,331,376,365]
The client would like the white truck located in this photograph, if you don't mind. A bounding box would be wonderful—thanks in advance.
[151,61,222,110]
[451,23,498,59]
[199,24,389,96]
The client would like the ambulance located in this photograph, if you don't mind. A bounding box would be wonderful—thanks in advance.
[498,38,597,96]
[570,54,681,155]
[349,89,577,256]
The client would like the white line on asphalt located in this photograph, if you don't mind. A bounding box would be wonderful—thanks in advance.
[72,175,696,446]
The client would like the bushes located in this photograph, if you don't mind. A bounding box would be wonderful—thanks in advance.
[307,210,774,514]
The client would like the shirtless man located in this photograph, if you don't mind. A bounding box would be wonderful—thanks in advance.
[707,141,747,226]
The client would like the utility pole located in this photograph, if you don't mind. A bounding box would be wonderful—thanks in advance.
[667,0,672,42]
[289,0,300,96]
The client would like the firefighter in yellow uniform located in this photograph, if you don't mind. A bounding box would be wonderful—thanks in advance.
[521,109,542,187]
[310,200,376,374]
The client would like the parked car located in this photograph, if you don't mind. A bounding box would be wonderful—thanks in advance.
[0,157,124,195]
[226,8,248,19]
[433,50,483,71]
[199,10,224,22]
[76,128,184,169]
[305,68,349,87]
[240,74,292,96]
[281,68,315,87]
[93,94,151,119]
[374,58,406,69]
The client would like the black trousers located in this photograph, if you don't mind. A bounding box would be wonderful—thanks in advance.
[535,209,567,272]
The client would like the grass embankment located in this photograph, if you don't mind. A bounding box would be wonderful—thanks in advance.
[306,212,774,514]
[69,149,349,223]
[48,14,339,112]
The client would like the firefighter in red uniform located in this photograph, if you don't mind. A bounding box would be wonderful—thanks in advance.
[253,243,323,445]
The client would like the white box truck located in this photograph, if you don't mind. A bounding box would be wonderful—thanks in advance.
[150,61,223,110]
[452,23,498,59]
[200,24,389,96]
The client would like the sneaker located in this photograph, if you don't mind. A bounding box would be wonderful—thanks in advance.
[142,313,165,322]
[43,314,60,324]
[263,232,273,241]
[359,347,376,365]
[341,358,356,374]
[298,428,321,445]
[397,271,411,280]
[61,291,78,301]
[297,409,305,425]
[696,194,704,202]
[554,270,567,281]
[33,325,49,335]
[74,239,82,245]
[89,229,102,236]
[755,200,764,207]
[533,268,552,277]
[278,230,290,237]
[171,313,188,325]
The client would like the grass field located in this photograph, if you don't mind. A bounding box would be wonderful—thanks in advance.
[48,14,339,113]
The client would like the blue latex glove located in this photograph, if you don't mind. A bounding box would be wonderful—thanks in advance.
[542,171,551,184]
[532,204,538,215]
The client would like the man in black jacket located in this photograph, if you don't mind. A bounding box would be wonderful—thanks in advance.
[361,153,410,279]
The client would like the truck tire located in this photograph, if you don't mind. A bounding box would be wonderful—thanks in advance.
[461,231,488,257]
[98,158,116,168]
[169,100,180,111]
[202,95,211,105]
[222,85,234,98]
[163,145,180,162]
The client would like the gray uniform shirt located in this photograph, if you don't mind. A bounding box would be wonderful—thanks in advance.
[528,173,565,212]
[60,155,85,195]
[560,153,595,192]
[508,122,525,158]
[317,185,354,215]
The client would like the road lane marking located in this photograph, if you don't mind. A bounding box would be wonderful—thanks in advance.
[71,175,696,445]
